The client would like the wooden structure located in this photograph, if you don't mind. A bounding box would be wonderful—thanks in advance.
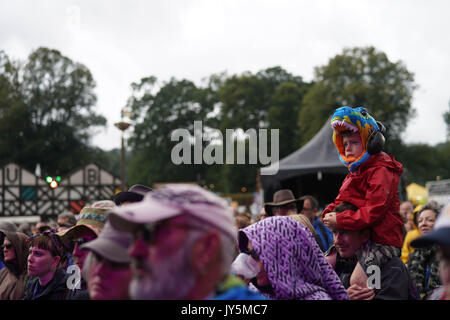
[0,163,122,220]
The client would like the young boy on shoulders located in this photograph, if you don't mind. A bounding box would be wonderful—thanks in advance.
[322,106,404,288]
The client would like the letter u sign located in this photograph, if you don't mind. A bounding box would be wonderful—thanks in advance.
[6,168,19,184]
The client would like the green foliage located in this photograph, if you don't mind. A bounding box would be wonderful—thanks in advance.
[444,100,450,141]
[386,138,450,185]
[217,73,268,131]
[298,46,417,145]
[0,48,106,176]
[211,67,310,192]
[127,77,213,186]
[434,142,450,181]
[399,144,442,185]
[268,81,309,157]
[1,46,445,194]
[126,67,310,192]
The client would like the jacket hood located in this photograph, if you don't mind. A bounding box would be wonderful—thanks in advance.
[357,152,403,177]
[411,205,423,230]
[238,216,348,300]
[0,230,29,277]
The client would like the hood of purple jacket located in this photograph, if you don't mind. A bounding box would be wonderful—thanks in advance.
[239,216,348,300]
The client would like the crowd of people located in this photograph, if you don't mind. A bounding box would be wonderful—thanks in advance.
[0,106,449,300]
[0,184,448,300]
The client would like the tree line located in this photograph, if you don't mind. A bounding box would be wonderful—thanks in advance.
[1,46,449,193]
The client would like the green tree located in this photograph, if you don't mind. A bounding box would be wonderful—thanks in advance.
[217,73,268,131]
[298,46,417,145]
[437,142,450,180]
[0,48,106,175]
[125,67,310,193]
[127,77,214,186]
[398,143,442,185]
[268,81,310,158]
[213,67,309,192]
[444,100,450,141]
[218,66,305,132]
[0,51,30,166]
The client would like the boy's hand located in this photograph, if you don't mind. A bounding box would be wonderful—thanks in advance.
[323,212,337,230]
[347,284,375,300]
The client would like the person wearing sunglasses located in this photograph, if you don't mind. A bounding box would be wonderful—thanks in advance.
[57,201,113,300]
[23,230,69,300]
[109,184,267,300]
[0,221,18,271]
[0,229,29,299]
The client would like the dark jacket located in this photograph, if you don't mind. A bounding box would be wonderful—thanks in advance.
[323,152,404,248]
[67,278,90,300]
[332,247,419,300]
[23,269,69,300]
[407,244,441,296]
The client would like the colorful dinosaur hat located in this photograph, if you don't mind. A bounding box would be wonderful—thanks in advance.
[330,106,381,172]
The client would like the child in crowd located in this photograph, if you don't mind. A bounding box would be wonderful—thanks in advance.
[322,106,404,288]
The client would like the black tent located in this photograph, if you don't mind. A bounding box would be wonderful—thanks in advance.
[260,119,407,208]
[260,119,347,208]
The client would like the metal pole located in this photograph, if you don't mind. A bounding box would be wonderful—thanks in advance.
[121,132,126,191]
[114,111,131,192]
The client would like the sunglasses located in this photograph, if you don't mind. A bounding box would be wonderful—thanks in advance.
[135,221,206,244]
[72,238,91,248]
[1,243,12,250]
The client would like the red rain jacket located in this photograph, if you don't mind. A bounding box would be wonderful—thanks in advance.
[323,152,404,248]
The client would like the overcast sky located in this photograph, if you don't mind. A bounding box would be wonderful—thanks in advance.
[1,0,449,151]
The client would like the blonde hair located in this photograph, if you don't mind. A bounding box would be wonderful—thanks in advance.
[235,214,251,229]
[288,214,316,236]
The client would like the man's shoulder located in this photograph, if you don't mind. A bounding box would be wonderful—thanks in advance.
[382,256,406,269]
[0,267,8,279]
[379,256,411,286]
[377,256,420,300]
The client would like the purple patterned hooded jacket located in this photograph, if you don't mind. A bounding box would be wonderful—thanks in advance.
[239,216,348,300]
